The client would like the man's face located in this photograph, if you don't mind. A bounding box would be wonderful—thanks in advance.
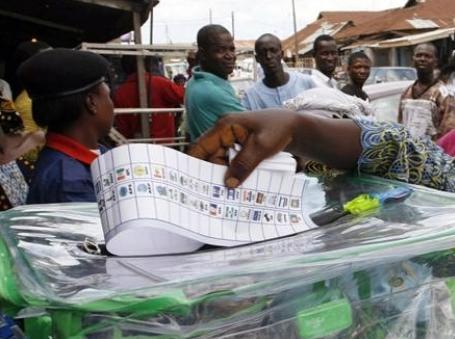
[314,40,338,77]
[255,37,283,76]
[348,58,371,86]
[200,32,236,79]
[187,51,197,67]
[413,44,437,76]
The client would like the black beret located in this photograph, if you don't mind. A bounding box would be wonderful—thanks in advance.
[13,40,51,65]
[18,48,110,100]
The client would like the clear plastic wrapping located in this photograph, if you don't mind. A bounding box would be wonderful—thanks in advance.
[1,174,455,338]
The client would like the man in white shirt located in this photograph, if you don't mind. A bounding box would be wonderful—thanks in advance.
[241,34,316,110]
[311,34,339,88]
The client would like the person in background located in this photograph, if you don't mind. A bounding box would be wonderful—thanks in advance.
[311,34,339,88]
[341,51,371,101]
[0,97,43,210]
[241,33,316,110]
[18,49,114,204]
[437,129,455,156]
[435,55,455,155]
[188,109,455,193]
[173,73,187,87]
[114,55,184,141]
[398,43,455,140]
[186,50,198,79]
[10,40,51,134]
[439,53,455,95]
[185,24,244,141]
[0,78,12,100]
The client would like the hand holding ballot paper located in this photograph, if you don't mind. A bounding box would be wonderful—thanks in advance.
[91,142,316,256]
[187,110,360,188]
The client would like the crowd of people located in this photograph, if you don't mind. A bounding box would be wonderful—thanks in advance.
[0,23,454,210]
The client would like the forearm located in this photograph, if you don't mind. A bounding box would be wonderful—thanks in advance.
[354,118,455,192]
[287,114,362,170]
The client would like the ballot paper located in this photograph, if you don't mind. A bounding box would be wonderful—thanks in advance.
[91,144,316,256]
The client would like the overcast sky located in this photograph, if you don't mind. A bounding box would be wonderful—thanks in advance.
[141,0,407,44]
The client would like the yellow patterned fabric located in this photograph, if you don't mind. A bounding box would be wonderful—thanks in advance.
[356,119,455,192]
[302,119,455,192]
[14,90,43,161]
[303,160,346,179]
[14,90,40,133]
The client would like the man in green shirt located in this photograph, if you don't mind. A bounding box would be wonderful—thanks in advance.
[185,24,244,141]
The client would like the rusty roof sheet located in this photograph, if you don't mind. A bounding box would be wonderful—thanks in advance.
[282,11,392,53]
[336,0,455,39]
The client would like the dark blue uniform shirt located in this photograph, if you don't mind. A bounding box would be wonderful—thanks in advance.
[27,133,107,204]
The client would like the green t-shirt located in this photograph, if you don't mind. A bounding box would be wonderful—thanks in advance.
[185,67,244,141]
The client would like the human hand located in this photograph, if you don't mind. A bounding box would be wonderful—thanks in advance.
[188,109,299,188]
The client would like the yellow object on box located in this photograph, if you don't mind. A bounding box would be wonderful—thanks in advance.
[343,194,380,215]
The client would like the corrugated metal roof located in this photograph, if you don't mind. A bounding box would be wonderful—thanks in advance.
[336,0,455,40]
[407,19,439,29]
[0,0,157,60]
[282,11,393,54]
[340,40,381,51]
[377,27,455,48]
[296,22,349,54]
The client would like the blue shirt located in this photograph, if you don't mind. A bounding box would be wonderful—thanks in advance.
[241,72,316,110]
[185,67,245,141]
[27,133,106,204]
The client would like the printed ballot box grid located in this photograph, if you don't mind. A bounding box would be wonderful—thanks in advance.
[92,144,314,244]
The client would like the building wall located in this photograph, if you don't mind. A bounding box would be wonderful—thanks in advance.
[372,49,390,66]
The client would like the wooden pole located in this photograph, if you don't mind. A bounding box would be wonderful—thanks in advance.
[133,11,150,138]
[292,0,299,67]
[231,11,235,38]
[149,4,154,44]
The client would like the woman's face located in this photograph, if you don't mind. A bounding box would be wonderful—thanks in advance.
[92,82,114,137]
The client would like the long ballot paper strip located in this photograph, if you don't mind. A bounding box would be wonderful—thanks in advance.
[91,144,316,256]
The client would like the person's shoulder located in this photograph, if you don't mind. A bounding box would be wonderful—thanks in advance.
[292,71,318,87]
[434,80,451,98]
[28,151,93,203]
[187,75,211,90]
[291,71,313,80]
[151,75,174,85]
[113,81,135,102]
[36,149,92,187]
[340,83,354,93]
[401,83,414,98]
[30,149,64,192]
[35,148,85,174]
[243,80,262,96]
[33,148,62,171]
[187,75,227,98]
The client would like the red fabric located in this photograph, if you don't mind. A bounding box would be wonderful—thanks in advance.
[113,73,185,139]
[46,132,98,165]
[437,129,455,157]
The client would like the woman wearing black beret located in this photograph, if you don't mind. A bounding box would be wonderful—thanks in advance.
[18,48,114,203]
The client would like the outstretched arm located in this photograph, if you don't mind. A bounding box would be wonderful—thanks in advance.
[188,109,362,187]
